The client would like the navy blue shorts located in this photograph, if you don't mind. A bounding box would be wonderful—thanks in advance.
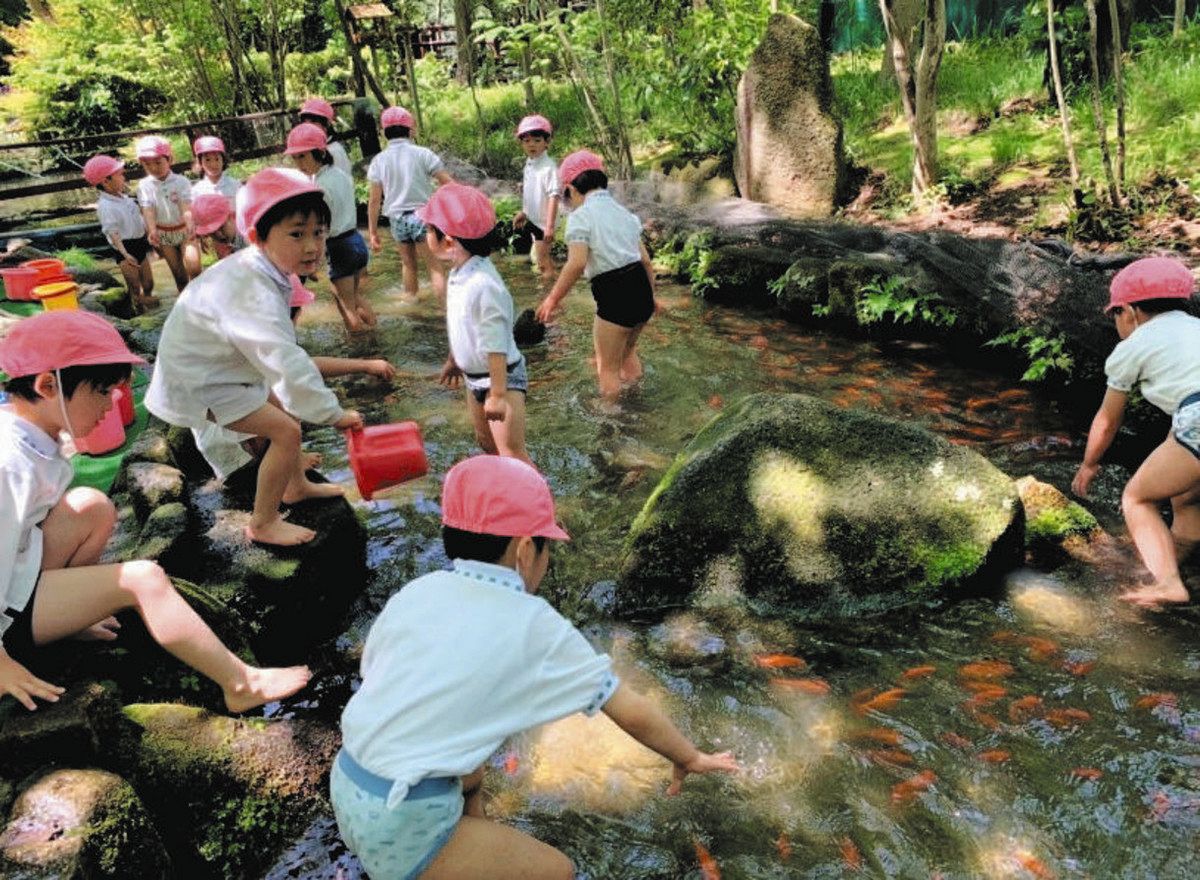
[590,262,654,328]
[2,589,37,663]
[112,236,151,265]
[327,230,370,280]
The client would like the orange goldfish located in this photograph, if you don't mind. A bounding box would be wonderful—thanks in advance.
[959,660,1014,681]
[771,677,831,695]
[1016,852,1055,879]
[1070,767,1103,781]
[865,748,914,766]
[855,687,907,715]
[963,703,1003,730]
[900,665,937,680]
[990,629,1025,645]
[1135,692,1177,710]
[503,752,520,776]
[694,840,720,880]
[849,727,903,746]
[962,681,1008,700]
[839,836,862,870]
[1061,660,1095,677]
[1024,637,1060,662]
[891,770,937,804]
[707,394,724,410]
[754,653,807,670]
[775,833,792,861]
[1044,708,1091,728]
[1008,695,1044,722]
[940,731,974,749]
[978,749,1011,764]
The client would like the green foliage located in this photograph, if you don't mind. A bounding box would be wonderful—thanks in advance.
[652,231,717,295]
[1067,186,1137,241]
[855,276,958,328]
[986,325,1075,380]
[54,246,97,270]
[1026,502,1098,542]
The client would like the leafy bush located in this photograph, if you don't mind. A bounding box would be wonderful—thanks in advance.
[986,326,1074,380]
[856,276,958,328]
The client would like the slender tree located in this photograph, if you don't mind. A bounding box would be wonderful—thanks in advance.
[454,0,475,84]
[595,0,634,175]
[1176,0,1186,37]
[1084,0,1120,205]
[1046,0,1082,200]
[1107,0,1126,191]
[879,0,946,196]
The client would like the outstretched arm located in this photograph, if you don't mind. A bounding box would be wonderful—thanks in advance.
[535,242,588,323]
[1072,388,1128,497]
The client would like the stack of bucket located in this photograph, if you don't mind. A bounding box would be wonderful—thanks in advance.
[23,259,79,311]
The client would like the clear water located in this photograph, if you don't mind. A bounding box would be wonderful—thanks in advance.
[270,246,1200,880]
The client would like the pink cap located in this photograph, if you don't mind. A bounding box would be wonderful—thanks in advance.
[192,135,226,156]
[381,106,415,130]
[300,98,335,122]
[441,455,570,541]
[285,122,328,155]
[82,154,124,186]
[1107,256,1196,313]
[192,193,234,236]
[416,183,496,240]
[239,168,323,237]
[289,275,316,308]
[559,149,605,187]
[134,135,173,160]
[0,310,145,378]
[515,114,553,138]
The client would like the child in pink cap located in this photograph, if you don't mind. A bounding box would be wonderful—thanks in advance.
[1072,256,1200,606]
[299,98,353,177]
[134,135,195,292]
[535,150,657,405]
[184,135,242,278]
[332,454,738,880]
[513,114,560,287]
[83,154,158,314]
[146,168,366,548]
[366,106,453,303]
[420,183,531,464]
[0,311,310,713]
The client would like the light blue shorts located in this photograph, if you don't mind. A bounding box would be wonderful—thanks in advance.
[329,750,462,880]
[1172,392,1200,460]
[390,212,428,244]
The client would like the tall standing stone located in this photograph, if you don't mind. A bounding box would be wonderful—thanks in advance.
[734,14,846,219]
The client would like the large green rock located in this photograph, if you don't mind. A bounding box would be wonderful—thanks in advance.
[619,393,1023,618]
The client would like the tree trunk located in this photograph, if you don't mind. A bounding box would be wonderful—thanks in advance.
[1107,0,1126,191]
[880,0,921,85]
[1085,0,1120,205]
[879,0,944,196]
[1046,0,1082,200]
[454,0,475,85]
[1176,0,1186,36]
[398,24,425,131]
[520,44,536,108]
[333,0,390,106]
[266,0,289,110]
[595,0,634,176]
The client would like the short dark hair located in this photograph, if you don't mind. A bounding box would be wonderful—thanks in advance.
[197,151,228,170]
[442,525,546,563]
[569,169,607,195]
[299,113,333,133]
[520,129,551,140]
[383,125,411,140]
[311,148,334,167]
[429,224,501,258]
[254,191,331,240]
[1131,298,1194,315]
[4,363,132,401]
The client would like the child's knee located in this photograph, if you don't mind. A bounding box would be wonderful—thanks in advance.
[66,487,118,529]
[268,417,302,450]
[548,850,574,880]
[122,559,172,600]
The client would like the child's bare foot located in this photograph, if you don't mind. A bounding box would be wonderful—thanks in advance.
[398,292,420,305]
[137,294,161,311]
[356,303,378,326]
[1119,580,1190,607]
[224,664,311,713]
[245,517,316,547]
[282,479,345,505]
[301,451,322,470]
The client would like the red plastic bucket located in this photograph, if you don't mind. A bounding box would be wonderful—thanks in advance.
[21,258,66,284]
[74,390,126,455]
[0,267,39,301]
[114,381,136,427]
[345,422,428,501]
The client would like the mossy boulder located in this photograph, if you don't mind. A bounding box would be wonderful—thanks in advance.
[1015,475,1108,564]
[619,393,1023,618]
[119,703,338,880]
[0,768,170,879]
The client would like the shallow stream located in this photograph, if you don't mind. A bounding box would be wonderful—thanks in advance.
[263,246,1198,879]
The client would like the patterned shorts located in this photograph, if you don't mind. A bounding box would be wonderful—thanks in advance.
[1172,392,1200,460]
[329,751,462,880]
[157,227,188,248]
[389,212,428,244]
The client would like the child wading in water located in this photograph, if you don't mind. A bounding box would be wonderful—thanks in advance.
[535,150,656,404]
[286,122,375,332]
[146,169,364,548]
[512,114,559,287]
[83,154,158,313]
[422,184,531,464]
[0,311,310,713]
[1072,256,1200,606]
[331,455,738,880]
[367,106,452,303]
[184,135,241,277]
[134,135,194,291]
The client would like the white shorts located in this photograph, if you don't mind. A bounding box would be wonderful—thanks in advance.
[202,382,270,428]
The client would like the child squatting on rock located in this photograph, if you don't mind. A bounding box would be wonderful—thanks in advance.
[0,310,311,713]
[145,168,364,548]
[331,455,738,880]
[1071,256,1200,606]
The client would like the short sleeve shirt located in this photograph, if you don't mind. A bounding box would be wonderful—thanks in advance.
[522,152,559,230]
[96,191,146,241]
[192,174,241,200]
[445,256,521,375]
[1104,310,1200,414]
[137,173,192,227]
[366,139,445,215]
[564,190,642,279]
[315,165,358,237]
[328,141,353,178]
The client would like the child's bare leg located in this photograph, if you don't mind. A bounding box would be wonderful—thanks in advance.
[182,240,203,279]
[137,259,158,306]
[39,488,117,569]
[1120,437,1200,605]
[533,239,554,287]
[350,270,376,325]
[397,242,419,301]
[330,274,365,332]
[466,392,500,456]
[486,391,532,464]
[158,243,190,292]
[116,261,142,312]
[619,321,648,384]
[1170,484,1200,559]
[417,239,447,304]
[225,404,320,546]
[31,562,310,712]
[421,817,574,880]
[593,316,633,402]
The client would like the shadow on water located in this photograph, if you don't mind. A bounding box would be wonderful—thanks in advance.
[265,247,1200,879]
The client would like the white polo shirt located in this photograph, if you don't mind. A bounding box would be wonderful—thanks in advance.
[192,173,241,200]
[1105,310,1200,414]
[95,191,147,241]
[328,141,353,178]
[366,139,444,215]
[137,172,192,228]
[315,165,357,237]
[563,189,642,279]
[0,408,74,641]
[445,256,521,376]
[522,151,559,231]
[340,559,619,809]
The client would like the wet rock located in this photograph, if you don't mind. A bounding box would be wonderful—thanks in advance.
[0,768,171,879]
[734,14,847,218]
[90,289,134,319]
[124,462,185,521]
[645,612,729,670]
[119,703,339,880]
[121,421,174,469]
[68,267,124,290]
[1015,476,1117,566]
[620,393,1023,619]
[133,502,190,564]
[123,314,164,357]
[0,683,126,779]
[514,307,546,346]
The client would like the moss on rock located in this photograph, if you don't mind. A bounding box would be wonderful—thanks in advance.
[620,393,1022,619]
[1015,476,1102,561]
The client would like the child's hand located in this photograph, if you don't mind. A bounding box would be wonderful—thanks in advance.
[122,254,139,269]
[335,410,365,431]
[439,359,463,389]
[75,616,121,642]
[513,211,527,229]
[0,651,64,711]
[484,393,509,422]
[369,232,382,253]
[534,296,560,324]
[148,229,161,247]
[666,750,740,796]
[366,359,397,381]
[1071,462,1099,497]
